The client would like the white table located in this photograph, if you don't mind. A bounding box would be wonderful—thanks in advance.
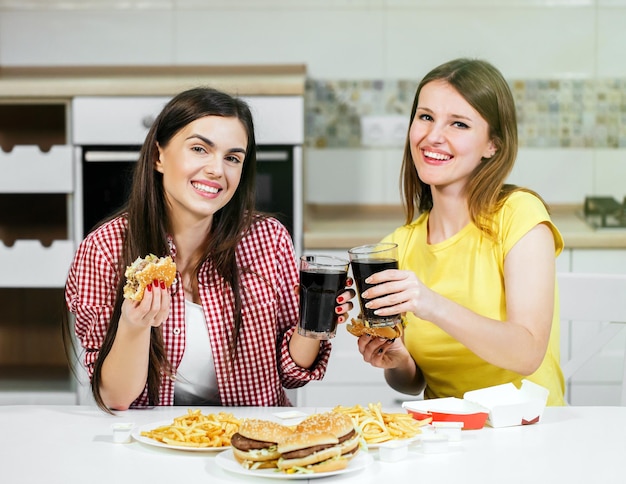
[3,405,625,483]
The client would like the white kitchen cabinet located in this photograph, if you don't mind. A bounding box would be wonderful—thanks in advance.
[562,248,626,406]
[0,101,77,405]
[571,248,626,273]
[556,248,572,272]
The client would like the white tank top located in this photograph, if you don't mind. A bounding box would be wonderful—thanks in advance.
[173,300,220,405]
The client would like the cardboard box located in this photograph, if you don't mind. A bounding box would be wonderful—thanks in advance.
[463,379,549,428]
[403,379,549,429]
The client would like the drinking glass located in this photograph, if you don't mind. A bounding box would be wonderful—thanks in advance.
[298,255,350,339]
[348,242,401,328]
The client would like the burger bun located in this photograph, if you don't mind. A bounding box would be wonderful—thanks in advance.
[230,419,294,469]
[296,412,360,458]
[277,431,343,470]
[346,318,403,341]
[123,254,176,301]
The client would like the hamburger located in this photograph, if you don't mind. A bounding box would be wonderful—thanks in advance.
[123,254,177,301]
[296,412,360,459]
[230,419,294,470]
[277,431,348,474]
[346,317,403,341]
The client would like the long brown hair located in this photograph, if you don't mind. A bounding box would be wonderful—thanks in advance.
[400,58,547,235]
[89,87,259,411]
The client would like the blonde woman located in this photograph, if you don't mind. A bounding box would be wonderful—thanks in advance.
[355,59,565,405]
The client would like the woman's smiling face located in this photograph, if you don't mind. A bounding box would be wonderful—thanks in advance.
[409,80,496,192]
[155,115,248,224]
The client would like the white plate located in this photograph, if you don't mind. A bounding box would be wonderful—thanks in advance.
[132,420,231,452]
[215,450,373,480]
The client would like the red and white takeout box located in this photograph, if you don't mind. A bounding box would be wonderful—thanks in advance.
[402,397,489,430]
[464,379,549,428]
[402,379,549,430]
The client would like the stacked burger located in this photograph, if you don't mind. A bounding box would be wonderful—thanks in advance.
[277,412,361,473]
[230,412,360,474]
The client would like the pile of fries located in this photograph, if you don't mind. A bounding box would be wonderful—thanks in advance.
[332,402,431,444]
[140,409,241,448]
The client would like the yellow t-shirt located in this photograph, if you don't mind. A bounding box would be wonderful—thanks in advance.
[383,191,566,406]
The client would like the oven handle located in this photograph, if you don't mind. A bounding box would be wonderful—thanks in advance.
[84,149,288,163]
[84,151,139,162]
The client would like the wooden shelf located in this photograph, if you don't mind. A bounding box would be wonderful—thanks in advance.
[0,102,68,151]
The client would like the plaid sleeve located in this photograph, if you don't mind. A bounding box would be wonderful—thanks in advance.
[65,219,124,377]
[274,224,331,387]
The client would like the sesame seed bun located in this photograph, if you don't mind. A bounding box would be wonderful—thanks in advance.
[237,419,294,443]
[278,430,338,454]
[296,411,360,458]
[302,456,350,473]
[297,412,354,437]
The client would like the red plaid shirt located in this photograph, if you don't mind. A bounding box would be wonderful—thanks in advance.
[65,216,331,407]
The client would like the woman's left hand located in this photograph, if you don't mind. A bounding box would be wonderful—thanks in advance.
[335,277,355,325]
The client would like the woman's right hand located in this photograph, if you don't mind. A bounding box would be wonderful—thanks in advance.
[120,279,171,329]
[356,334,411,370]
[357,332,425,395]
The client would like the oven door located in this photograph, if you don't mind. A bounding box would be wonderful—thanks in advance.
[77,144,302,255]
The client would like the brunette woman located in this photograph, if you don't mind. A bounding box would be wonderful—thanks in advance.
[66,87,353,411]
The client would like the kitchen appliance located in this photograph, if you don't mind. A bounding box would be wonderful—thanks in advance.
[72,96,304,256]
[581,196,626,229]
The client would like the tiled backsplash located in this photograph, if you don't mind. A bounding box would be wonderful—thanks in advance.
[305,78,626,149]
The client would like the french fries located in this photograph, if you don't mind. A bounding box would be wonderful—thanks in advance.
[332,402,431,444]
[140,409,241,448]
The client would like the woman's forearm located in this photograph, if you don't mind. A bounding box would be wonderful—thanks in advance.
[384,353,425,395]
[99,319,152,410]
[288,331,322,369]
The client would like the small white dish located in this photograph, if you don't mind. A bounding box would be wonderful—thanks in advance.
[111,422,134,444]
[432,421,463,442]
[378,440,409,462]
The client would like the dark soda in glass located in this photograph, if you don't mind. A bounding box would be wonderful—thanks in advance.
[298,260,348,339]
[351,258,400,327]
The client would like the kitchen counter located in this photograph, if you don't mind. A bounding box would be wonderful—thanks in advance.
[304,204,626,250]
[0,64,306,97]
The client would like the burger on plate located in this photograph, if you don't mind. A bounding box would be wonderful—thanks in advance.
[277,430,347,474]
[296,412,360,459]
[346,317,403,341]
[230,419,294,470]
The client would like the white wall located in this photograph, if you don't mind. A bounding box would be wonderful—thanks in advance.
[1,0,625,205]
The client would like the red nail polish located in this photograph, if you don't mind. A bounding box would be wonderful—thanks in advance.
[147,284,152,292]
[337,296,344,303]
[160,281,165,289]
[153,279,159,286]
